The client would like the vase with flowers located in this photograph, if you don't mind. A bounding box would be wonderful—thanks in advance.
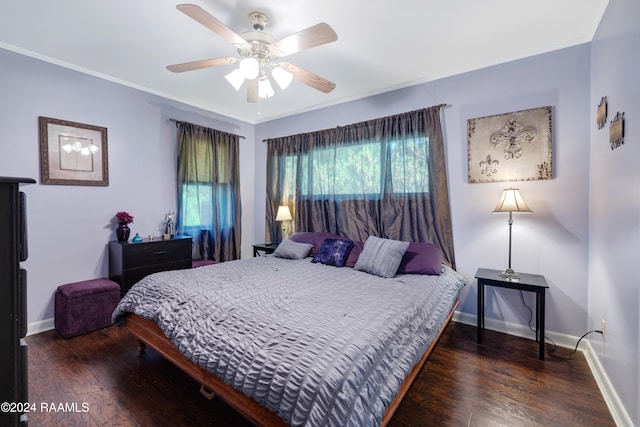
[115,211,134,242]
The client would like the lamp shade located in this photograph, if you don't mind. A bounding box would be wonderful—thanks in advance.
[224,68,245,91]
[258,77,275,99]
[275,205,292,221]
[493,188,532,213]
[272,66,293,90]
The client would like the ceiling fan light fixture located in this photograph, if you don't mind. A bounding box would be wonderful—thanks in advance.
[224,69,245,91]
[272,66,293,90]
[258,77,275,99]
[239,57,260,80]
[168,5,338,103]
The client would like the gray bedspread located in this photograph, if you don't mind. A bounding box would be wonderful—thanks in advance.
[113,256,465,427]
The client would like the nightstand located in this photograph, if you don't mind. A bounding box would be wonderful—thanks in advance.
[252,242,279,257]
[475,267,549,360]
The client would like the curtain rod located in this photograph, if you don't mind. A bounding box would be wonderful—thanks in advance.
[260,103,450,142]
[168,118,245,139]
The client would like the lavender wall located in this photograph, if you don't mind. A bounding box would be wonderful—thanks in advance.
[0,48,257,326]
[2,4,637,421]
[256,44,592,338]
[589,0,640,424]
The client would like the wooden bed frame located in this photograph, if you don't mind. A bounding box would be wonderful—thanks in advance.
[124,299,459,427]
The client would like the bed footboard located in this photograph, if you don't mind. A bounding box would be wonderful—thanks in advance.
[123,299,459,427]
[124,313,287,427]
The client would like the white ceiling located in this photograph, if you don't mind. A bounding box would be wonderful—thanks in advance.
[1,1,608,124]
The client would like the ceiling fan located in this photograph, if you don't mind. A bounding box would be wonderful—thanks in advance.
[166,4,338,102]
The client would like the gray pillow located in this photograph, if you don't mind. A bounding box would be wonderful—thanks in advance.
[273,238,314,260]
[354,236,410,278]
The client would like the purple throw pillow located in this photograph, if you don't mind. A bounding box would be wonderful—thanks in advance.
[397,242,443,275]
[344,240,364,267]
[311,238,355,267]
[289,232,341,256]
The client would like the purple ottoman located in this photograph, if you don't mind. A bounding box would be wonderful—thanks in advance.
[54,278,121,339]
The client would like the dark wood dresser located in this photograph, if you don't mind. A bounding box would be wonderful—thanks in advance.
[109,235,192,296]
[0,176,35,426]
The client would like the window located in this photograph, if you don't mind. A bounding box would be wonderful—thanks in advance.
[265,105,455,268]
[179,182,233,229]
[180,182,212,228]
[388,137,430,193]
[284,137,429,198]
[176,121,241,261]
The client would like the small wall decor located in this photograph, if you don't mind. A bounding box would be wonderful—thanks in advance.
[39,116,109,186]
[597,96,608,129]
[609,112,625,150]
[467,106,553,183]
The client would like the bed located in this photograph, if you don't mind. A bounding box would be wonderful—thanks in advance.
[113,235,466,426]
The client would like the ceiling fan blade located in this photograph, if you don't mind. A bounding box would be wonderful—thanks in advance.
[247,78,259,103]
[166,57,238,73]
[272,23,337,57]
[176,4,249,49]
[280,62,336,93]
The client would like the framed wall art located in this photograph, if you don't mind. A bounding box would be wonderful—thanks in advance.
[467,106,553,184]
[39,116,109,186]
[609,112,625,150]
[597,96,607,130]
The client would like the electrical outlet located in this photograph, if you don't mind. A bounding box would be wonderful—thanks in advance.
[601,319,606,339]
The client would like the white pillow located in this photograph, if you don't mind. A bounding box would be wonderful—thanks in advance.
[273,238,314,260]
[353,236,410,278]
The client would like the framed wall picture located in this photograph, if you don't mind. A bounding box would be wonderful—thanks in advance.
[39,116,109,186]
[609,112,625,150]
[597,96,608,130]
[467,106,553,183]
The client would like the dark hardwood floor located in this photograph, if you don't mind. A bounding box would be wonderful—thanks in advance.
[26,321,615,426]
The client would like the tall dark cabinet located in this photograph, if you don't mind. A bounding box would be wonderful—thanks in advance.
[0,177,35,426]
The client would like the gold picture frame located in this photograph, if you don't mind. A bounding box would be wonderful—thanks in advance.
[467,106,553,183]
[39,116,109,186]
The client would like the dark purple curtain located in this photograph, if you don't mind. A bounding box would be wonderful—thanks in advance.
[265,105,456,268]
[176,121,241,261]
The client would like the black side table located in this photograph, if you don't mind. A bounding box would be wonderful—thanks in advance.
[252,242,279,257]
[475,268,549,360]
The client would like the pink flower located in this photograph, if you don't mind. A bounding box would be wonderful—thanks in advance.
[115,211,134,224]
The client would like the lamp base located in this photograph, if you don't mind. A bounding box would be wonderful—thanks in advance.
[499,268,520,281]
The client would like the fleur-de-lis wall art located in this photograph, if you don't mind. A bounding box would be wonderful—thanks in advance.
[467,106,553,183]
[490,118,537,160]
[479,155,499,177]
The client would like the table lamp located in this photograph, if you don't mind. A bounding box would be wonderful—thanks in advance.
[275,205,292,240]
[493,188,532,280]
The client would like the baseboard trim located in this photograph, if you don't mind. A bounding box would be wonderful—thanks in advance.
[452,311,631,427]
[582,340,634,427]
[27,318,55,336]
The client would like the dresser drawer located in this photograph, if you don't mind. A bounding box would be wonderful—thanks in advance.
[122,239,190,268]
[109,236,192,296]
